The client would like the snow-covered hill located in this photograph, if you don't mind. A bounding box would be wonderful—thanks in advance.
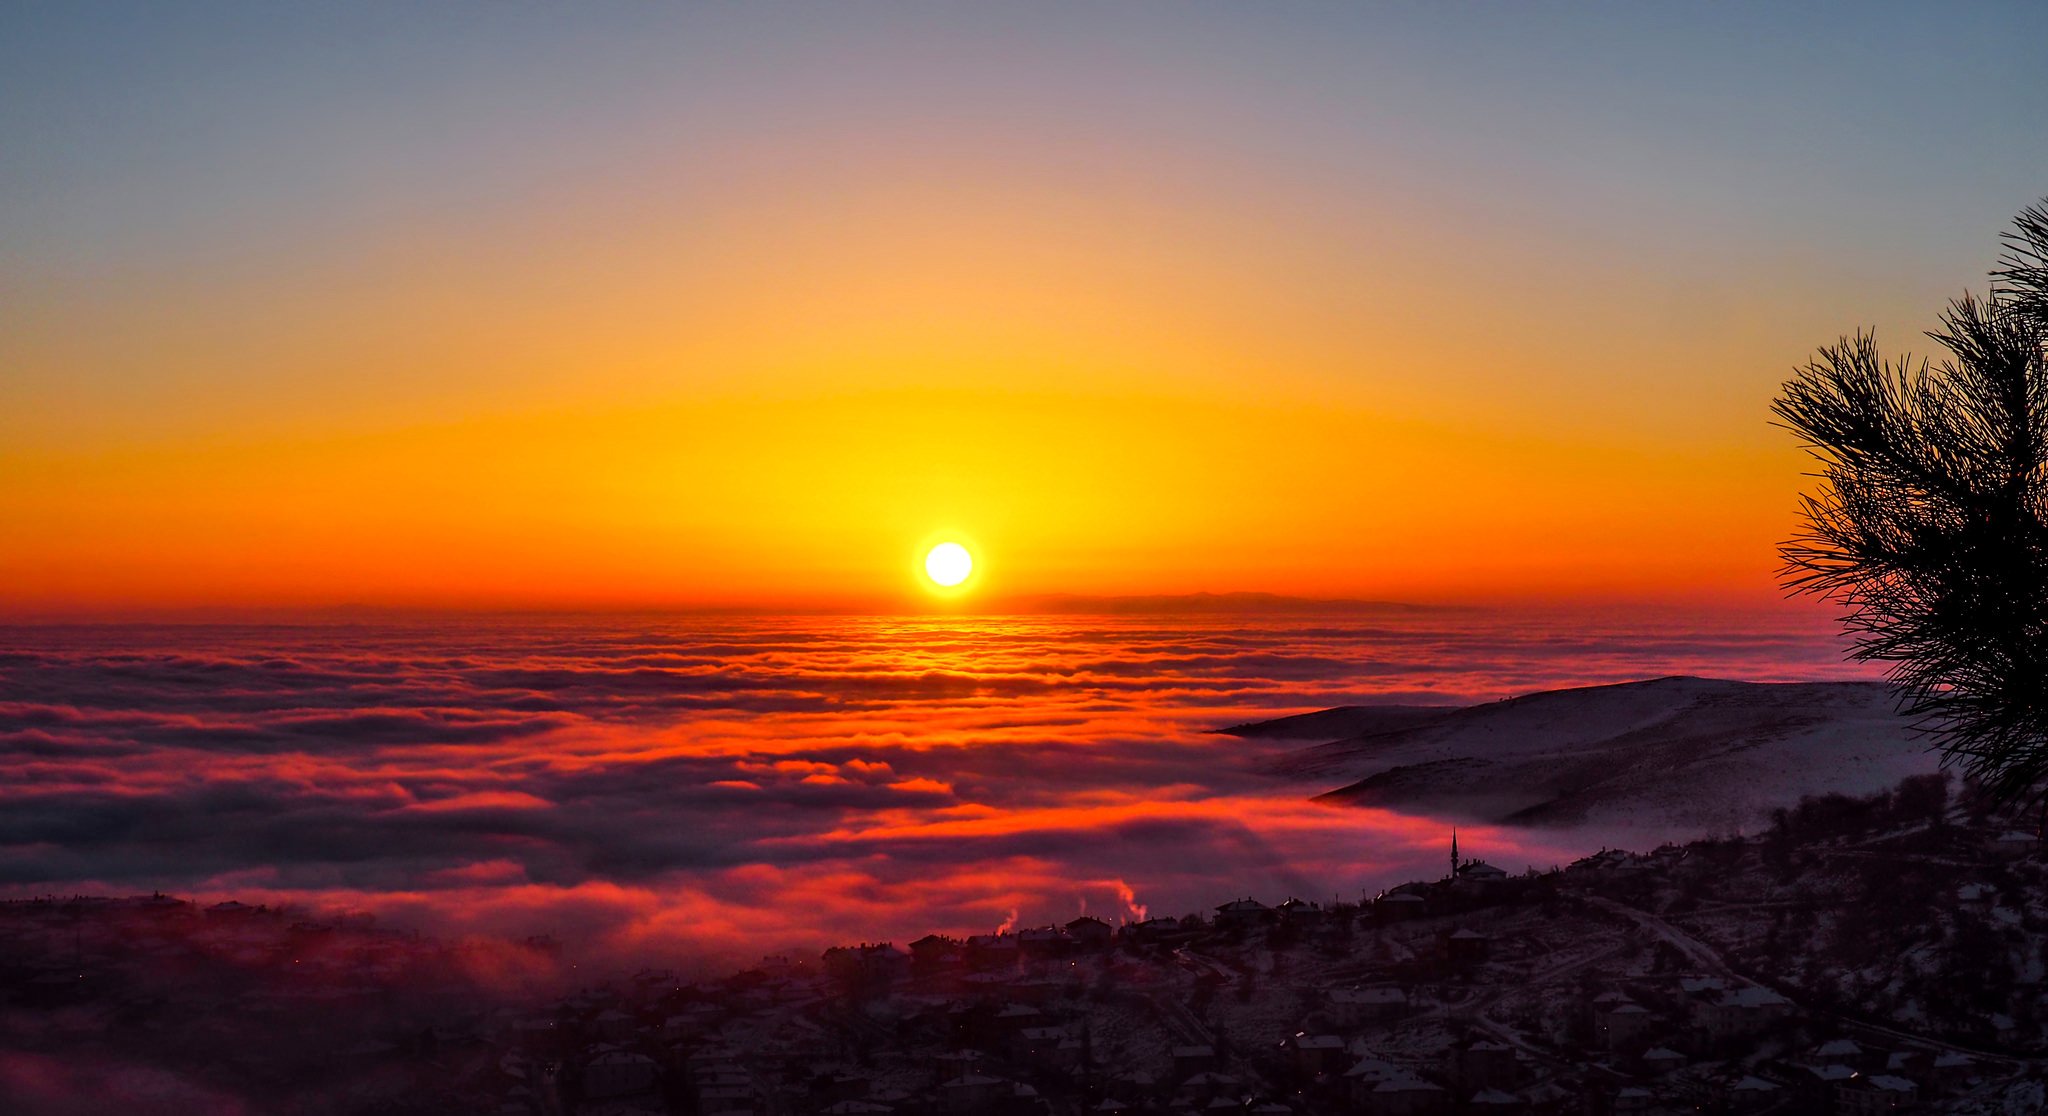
[1229,677,1942,831]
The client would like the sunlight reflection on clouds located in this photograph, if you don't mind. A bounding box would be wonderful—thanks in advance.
[0,611,1875,966]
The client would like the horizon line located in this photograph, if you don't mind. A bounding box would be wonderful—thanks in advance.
[0,589,1840,626]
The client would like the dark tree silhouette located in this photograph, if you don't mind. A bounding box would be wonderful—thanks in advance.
[1774,199,2048,804]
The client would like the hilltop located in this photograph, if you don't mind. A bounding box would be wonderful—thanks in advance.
[1226,677,1941,830]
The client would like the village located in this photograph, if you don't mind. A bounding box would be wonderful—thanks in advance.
[7,773,2048,1115]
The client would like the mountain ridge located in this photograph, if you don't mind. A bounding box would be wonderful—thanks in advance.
[1232,676,1939,832]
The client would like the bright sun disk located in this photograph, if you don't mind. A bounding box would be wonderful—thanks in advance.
[924,542,972,587]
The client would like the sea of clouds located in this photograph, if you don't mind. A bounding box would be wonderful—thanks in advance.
[0,609,1878,968]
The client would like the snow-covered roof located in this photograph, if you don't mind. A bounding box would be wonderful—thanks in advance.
[1372,1076,1442,1094]
[1719,986,1790,1008]
[1342,1058,1403,1080]
[1330,987,1406,1005]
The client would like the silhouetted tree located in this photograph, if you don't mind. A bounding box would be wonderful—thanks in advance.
[1775,199,2048,804]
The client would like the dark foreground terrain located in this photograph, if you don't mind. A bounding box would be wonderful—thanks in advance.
[9,773,2048,1114]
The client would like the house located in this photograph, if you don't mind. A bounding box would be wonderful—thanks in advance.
[811,1072,871,1105]
[1929,1052,1976,1093]
[992,1002,1045,1033]
[1015,1025,1072,1063]
[1017,927,1068,957]
[1290,1033,1347,1077]
[1328,986,1410,1026]
[1173,1045,1219,1078]
[1676,974,1727,997]
[824,943,910,983]
[1214,898,1274,930]
[965,934,1020,969]
[1697,986,1792,1041]
[1444,928,1491,966]
[910,934,961,968]
[1125,917,1187,945]
[585,1051,660,1100]
[932,1050,987,1078]
[1343,1055,1407,1106]
[1811,1037,1873,1071]
[1610,1086,1654,1114]
[1594,1000,1655,1050]
[1375,892,1427,921]
[1723,1076,1782,1112]
[1836,1073,1918,1114]
[1176,1071,1243,1104]
[1467,1088,1524,1112]
[1456,861,1509,884]
[1448,1038,1517,1091]
[591,1008,636,1041]
[1639,1047,1685,1075]
[1364,1074,1447,1116]
[940,1075,1009,1115]
[1884,1050,1928,1081]
[1571,848,1638,874]
[1276,898,1327,924]
[1792,1061,1857,1110]
[1064,916,1113,947]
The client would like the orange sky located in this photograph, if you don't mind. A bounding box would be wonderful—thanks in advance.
[4,5,2042,616]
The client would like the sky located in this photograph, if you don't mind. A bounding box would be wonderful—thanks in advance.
[4,2,2046,614]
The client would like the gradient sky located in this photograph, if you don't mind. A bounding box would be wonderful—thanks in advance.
[5,2,2046,613]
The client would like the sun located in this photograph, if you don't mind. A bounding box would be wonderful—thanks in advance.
[924,541,973,588]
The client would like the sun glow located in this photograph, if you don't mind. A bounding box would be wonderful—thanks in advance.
[924,542,973,588]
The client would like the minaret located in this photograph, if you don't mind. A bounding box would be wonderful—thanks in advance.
[1450,828,1460,879]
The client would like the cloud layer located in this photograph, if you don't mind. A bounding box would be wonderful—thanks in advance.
[0,611,1874,966]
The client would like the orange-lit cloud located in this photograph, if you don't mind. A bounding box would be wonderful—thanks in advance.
[0,615,1875,962]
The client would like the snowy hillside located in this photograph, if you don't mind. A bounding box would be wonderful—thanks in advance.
[1232,677,1942,831]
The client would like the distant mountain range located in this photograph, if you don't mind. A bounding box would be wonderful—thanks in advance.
[1225,677,1943,832]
